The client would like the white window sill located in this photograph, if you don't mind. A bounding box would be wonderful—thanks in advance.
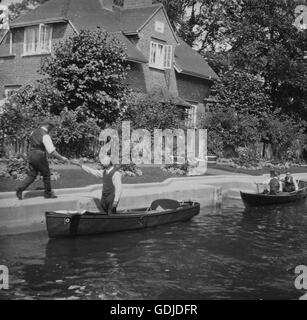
[21,52,51,57]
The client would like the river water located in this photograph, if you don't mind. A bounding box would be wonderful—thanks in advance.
[0,200,306,300]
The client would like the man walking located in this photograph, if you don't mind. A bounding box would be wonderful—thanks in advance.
[16,120,69,200]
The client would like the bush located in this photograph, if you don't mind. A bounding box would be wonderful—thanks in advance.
[51,108,101,158]
[162,163,189,176]
[1,28,132,159]
[0,156,60,181]
[0,84,51,140]
[41,28,130,127]
[0,88,102,159]
[122,91,187,131]
[202,67,306,161]
[117,164,143,177]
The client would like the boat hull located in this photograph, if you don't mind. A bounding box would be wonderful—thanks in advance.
[240,181,307,207]
[45,202,200,238]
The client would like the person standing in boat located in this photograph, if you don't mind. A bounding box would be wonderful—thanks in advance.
[270,171,283,195]
[16,120,69,200]
[282,171,299,192]
[263,170,283,195]
[72,156,122,215]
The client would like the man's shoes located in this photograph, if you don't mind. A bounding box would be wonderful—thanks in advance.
[44,193,58,199]
[16,190,23,200]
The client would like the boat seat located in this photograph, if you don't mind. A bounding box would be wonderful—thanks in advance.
[150,199,181,211]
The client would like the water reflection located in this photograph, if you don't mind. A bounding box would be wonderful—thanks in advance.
[0,200,306,300]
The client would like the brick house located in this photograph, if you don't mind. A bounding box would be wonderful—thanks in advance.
[0,0,218,126]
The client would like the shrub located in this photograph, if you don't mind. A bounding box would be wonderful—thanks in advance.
[41,28,130,127]
[0,156,60,181]
[202,67,306,161]
[122,91,187,131]
[51,108,101,158]
[1,28,132,159]
[117,164,143,177]
[162,163,189,176]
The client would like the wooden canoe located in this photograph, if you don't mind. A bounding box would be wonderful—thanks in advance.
[240,181,307,207]
[45,199,200,238]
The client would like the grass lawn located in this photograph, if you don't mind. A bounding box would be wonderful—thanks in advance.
[0,166,210,192]
[210,164,307,176]
[2,164,307,193]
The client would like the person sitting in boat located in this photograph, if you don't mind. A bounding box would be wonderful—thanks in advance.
[282,172,299,192]
[263,170,283,195]
[72,156,122,215]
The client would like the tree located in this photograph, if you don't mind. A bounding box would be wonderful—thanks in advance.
[0,82,102,158]
[202,68,270,153]
[41,28,130,127]
[201,66,306,159]
[121,91,187,131]
[194,0,307,123]
[1,28,131,158]
[227,0,307,121]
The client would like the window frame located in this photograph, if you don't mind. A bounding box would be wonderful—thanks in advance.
[23,23,53,56]
[186,105,198,128]
[149,41,173,70]
[164,44,172,69]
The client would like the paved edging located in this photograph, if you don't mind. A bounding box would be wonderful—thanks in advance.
[0,174,267,200]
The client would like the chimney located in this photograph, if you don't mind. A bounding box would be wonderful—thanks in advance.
[99,0,114,11]
[123,0,153,8]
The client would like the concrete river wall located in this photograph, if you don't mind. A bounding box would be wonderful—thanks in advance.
[1,173,306,236]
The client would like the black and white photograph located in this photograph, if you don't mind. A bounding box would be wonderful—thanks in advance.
[0,0,307,304]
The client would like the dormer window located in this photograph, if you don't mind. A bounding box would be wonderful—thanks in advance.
[149,41,172,70]
[23,24,52,55]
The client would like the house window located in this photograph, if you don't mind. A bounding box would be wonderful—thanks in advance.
[149,41,172,70]
[164,45,172,69]
[186,105,198,128]
[23,24,52,55]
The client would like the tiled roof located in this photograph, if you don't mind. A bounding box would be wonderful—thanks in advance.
[66,0,121,32]
[11,0,148,63]
[10,0,161,33]
[113,32,147,63]
[11,0,70,27]
[175,38,218,81]
[119,4,161,33]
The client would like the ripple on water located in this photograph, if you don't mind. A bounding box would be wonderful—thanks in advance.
[0,200,306,300]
